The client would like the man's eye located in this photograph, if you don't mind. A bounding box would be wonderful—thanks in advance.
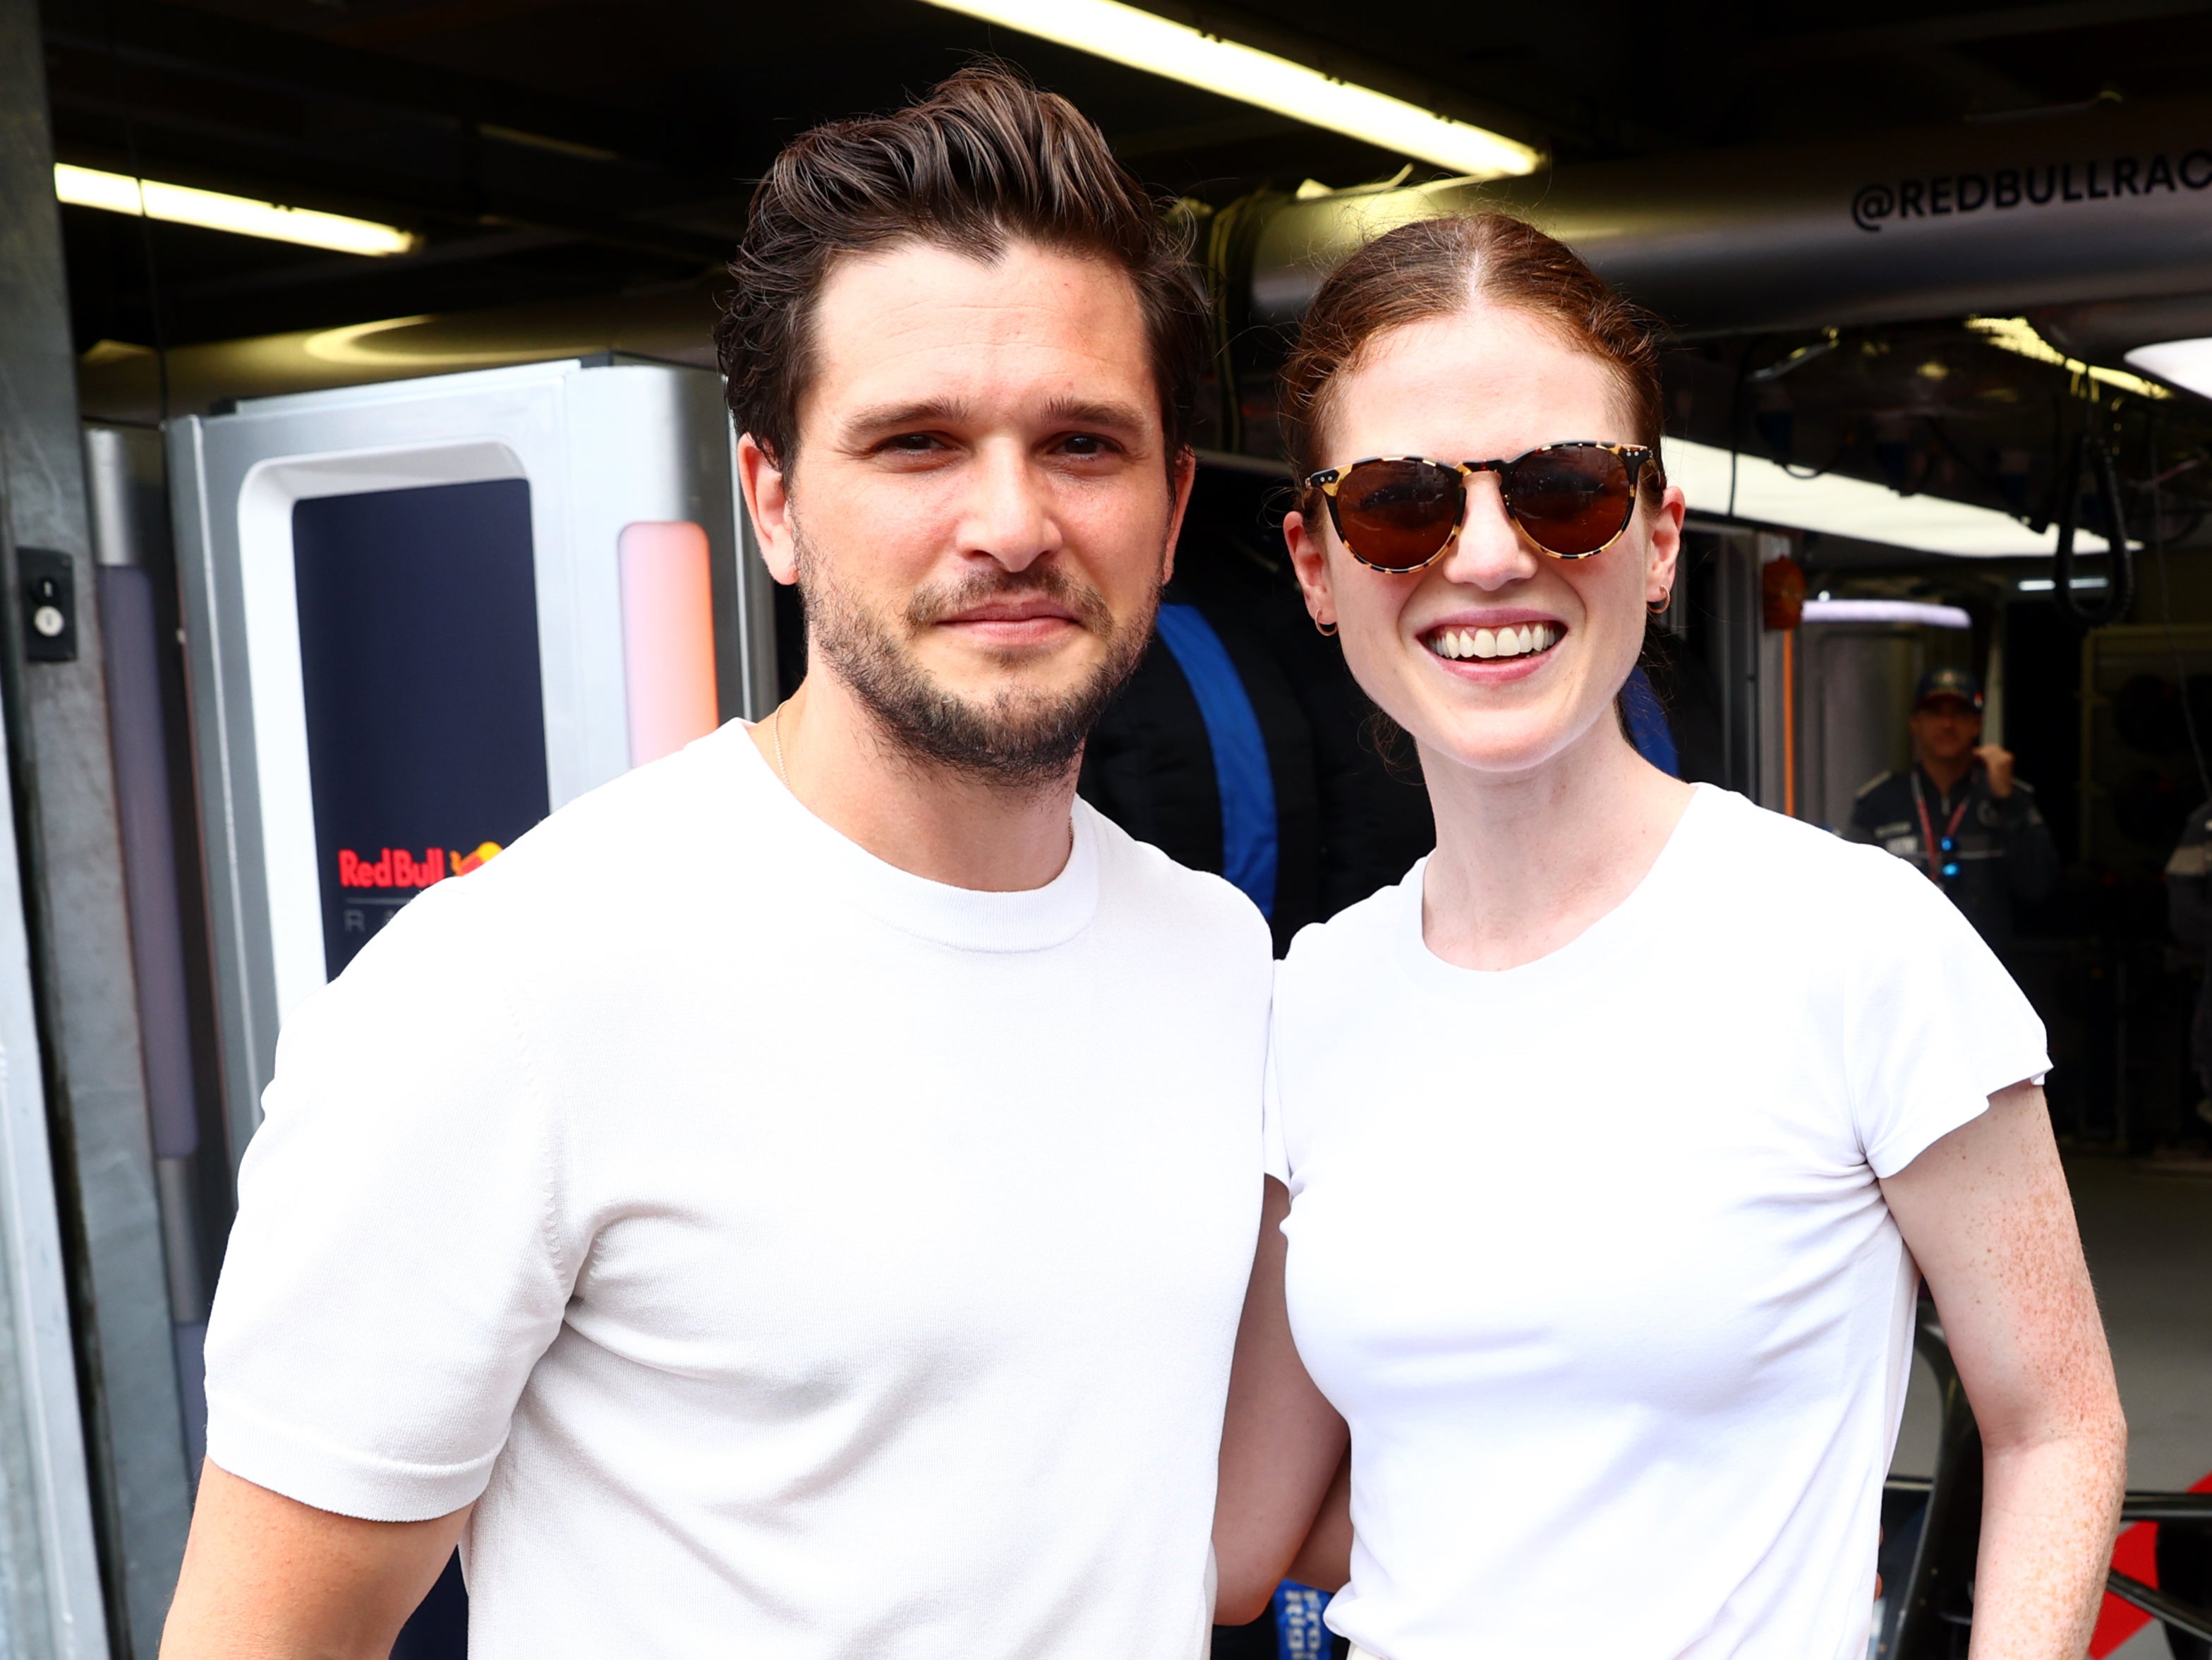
[881,433,945,453]
[1058,434,1116,457]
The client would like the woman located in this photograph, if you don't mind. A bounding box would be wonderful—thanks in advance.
[1213,215,2125,1659]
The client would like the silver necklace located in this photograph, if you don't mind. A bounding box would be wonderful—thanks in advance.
[771,699,790,788]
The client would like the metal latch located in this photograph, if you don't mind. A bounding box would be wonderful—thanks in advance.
[18,549,75,663]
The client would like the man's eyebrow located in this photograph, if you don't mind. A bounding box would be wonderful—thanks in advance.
[1041,395,1150,433]
[836,395,1153,440]
[840,398,977,437]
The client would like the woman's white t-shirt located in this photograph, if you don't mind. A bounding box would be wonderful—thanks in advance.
[1264,785,2049,1660]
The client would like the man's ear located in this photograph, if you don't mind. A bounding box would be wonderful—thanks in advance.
[736,433,799,587]
[1159,446,1199,587]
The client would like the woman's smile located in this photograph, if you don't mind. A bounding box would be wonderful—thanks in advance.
[1418,613,1564,676]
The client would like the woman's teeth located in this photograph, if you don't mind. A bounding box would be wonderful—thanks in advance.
[1428,623,1558,661]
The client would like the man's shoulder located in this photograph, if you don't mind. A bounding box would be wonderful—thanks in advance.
[1845,770,1914,838]
[1082,803,1273,963]
[1854,769,1906,807]
[511,723,752,866]
[348,726,759,970]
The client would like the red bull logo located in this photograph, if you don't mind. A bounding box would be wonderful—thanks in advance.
[449,841,502,877]
[337,842,504,889]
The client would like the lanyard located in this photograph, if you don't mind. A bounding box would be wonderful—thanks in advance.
[1910,770,1971,884]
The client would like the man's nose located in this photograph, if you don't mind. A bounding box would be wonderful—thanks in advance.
[1434,474,1538,591]
[959,443,1058,572]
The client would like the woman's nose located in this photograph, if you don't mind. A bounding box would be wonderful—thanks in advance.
[1437,474,1538,590]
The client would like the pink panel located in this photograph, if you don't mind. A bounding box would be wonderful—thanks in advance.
[617,521,718,766]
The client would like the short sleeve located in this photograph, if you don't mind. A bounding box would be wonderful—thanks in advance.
[203,882,574,1521]
[1845,853,2050,1179]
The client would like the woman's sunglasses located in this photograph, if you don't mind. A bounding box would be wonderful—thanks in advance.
[1303,443,1656,573]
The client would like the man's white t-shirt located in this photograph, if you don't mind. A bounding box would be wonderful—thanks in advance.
[205,721,1274,1659]
[1264,786,2049,1660]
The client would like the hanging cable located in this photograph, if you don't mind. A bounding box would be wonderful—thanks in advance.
[2053,419,2134,631]
[1725,339,1757,520]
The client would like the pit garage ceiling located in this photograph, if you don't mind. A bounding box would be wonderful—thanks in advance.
[44,0,2212,349]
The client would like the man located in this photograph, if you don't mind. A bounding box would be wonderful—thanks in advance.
[162,68,1272,1659]
[1846,666,2059,957]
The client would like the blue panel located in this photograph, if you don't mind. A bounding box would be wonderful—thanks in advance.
[1153,604,1278,917]
[294,479,550,978]
[1621,663,1680,778]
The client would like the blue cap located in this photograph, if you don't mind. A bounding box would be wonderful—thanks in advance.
[1914,666,1983,711]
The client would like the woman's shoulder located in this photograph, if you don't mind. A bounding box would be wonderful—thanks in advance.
[1690,786,1902,874]
[1279,860,1424,978]
[1682,786,1962,927]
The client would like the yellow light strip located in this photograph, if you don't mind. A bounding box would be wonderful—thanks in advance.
[1966,315,2170,402]
[54,164,418,257]
[915,0,1540,180]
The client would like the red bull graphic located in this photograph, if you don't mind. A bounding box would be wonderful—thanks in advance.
[292,477,549,978]
[450,841,502,877]
[335,842,504,889]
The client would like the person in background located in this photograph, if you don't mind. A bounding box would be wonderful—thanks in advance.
[1846,666,2059,959]
[161,68,1273,1660]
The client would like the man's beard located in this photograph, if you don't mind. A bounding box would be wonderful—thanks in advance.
[794,524,1163,788]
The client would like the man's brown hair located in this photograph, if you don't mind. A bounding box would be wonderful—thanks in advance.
[715,64,1207,467]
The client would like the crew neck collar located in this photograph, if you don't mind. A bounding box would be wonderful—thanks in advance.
[725,722,1098,953]
[1394,783,1717,997]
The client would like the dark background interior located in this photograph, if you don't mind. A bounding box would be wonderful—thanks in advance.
[40,6,2212,1656]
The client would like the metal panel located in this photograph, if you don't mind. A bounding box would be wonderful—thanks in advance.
[1684,525,1766,799]
[2079,622,2212,872]
[169,359,747,1167]
[1250,95,2212,336]
[0,1,181,1652]
[87,422,255,1484]
[166,418,279,1217]
[1799,627,1924,832]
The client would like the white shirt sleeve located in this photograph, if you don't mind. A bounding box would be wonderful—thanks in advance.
[1844,852,2051,1179]
[203,885,574,1522]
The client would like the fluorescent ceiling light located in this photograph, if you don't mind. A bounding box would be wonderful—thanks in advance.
[2126,337,2212,401]
[914,0,1540,180]
[2017,577,2105,592]
[1967,316,2170,401]
[299,314,588,368]
[1669,438,2113,559]
[1801,599,1971,629]
[54,164,417,257]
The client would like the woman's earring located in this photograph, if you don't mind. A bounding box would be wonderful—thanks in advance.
[1646,591,1672,617]
[1314,617,1338,637]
